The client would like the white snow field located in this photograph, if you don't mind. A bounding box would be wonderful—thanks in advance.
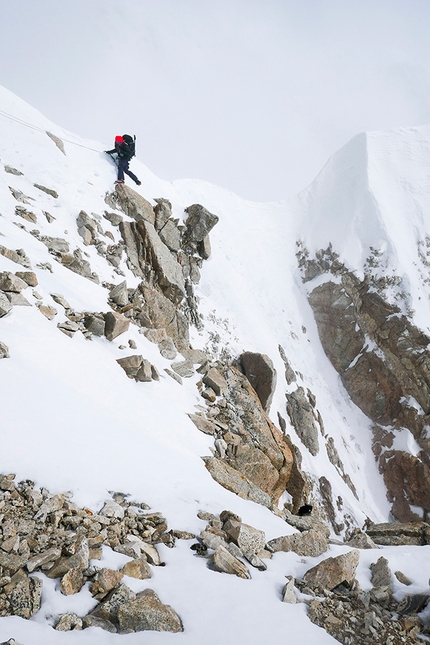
[0,85,429,644]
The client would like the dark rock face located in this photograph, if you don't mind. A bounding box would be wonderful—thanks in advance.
[184,204,219,243]
[239,351,277,413]
[379,450,430,522]
[306,265,430,521]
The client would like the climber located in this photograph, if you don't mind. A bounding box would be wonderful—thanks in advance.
[105,134,141,186]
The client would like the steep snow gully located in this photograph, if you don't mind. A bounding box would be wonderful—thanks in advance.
[0,85,430,644]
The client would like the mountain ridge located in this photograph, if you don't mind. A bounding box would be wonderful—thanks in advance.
[1,85,430,644]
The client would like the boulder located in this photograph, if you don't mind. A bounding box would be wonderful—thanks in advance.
[76,211,98,245]
[15,271,37,287]
[26,547,61,573]
[109,281,129,307]
[40,236,70,255]
[0,342,9,358]
[0,293,12,317]
[171,359,194,378]
[47,536,89,579]
[267,527,329,558]
[121,558,151,580]
[346,530,378,549]
[184,204,219,243]
[188,413,217,435]
[37,304,57,320]
[153,198,172,231]
[117,355,144,379]
[239,351,277,413]
[365,521,430,546]
[50,293,71,310]
[0,272,28,292]
[197,235,211,260]
[121,536,161,565]
[99,500,125,519]
[83,312,105,336]
[60,567,85,595]
[282,577,297,603]
[89,583,136,624]
[104,311,130,341]
[0,245,31,268]
[55,613,83,631]
[60,249,99,283]
[117,588,183,633]
[4,165,23,176]
[113,184,155,225]
[3,571,42,618]
[212,545,251,580]
[158,338,177,359]
[370,556,392,588]
[202,367,227,396]
[46,131,66,154]
[303,549,360,591]
[90,568,124,598]
[82,615,117,632]
[104,211,123,226]
[158,219,182,252]
[223,520,266,561]
[0,553,29,576]
[203,457,272,508]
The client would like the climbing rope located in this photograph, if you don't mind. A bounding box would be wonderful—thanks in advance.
[0,108,105,153]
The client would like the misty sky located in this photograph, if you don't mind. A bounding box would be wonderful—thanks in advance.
[1,0,430,202]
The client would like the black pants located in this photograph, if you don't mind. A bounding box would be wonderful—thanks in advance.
[118,157,139,183]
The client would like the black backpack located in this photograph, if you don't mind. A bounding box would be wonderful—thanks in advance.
[122,134,136,159]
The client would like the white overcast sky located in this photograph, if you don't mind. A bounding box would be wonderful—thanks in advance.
[1,0,430,201]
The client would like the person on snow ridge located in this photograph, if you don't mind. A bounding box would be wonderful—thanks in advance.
[105,134,141,186]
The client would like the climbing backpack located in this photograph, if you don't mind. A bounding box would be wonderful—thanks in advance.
[122,134,136,159]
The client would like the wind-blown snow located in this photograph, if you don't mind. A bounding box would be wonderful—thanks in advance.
[0,85,429,644]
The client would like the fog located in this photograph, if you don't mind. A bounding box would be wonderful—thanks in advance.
[1,0,430,201]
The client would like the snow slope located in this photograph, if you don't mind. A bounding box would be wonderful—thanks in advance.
[0,85,429,644]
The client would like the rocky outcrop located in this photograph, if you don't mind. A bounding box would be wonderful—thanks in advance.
[286,387,320,456]
[203,457,272,508]
[120,220,185,304]
[183,204,219,249]
[194,363,294,508]
[365,521,430,546]
[193,510,271,577]
[303,549,360,591]
[378,449,430,522]
[103,186,219,353]
[116,355,159,382]
[238,351,277,413]
[267,509,330,557]
[302,256,430,521]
